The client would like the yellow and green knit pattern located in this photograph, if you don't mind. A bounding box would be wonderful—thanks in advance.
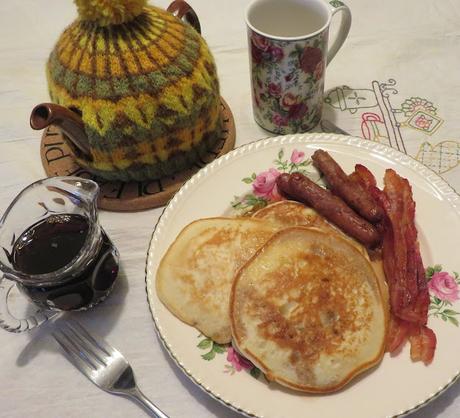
[46,4,221,181]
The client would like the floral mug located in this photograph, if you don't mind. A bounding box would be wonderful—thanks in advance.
[246,0,352,134]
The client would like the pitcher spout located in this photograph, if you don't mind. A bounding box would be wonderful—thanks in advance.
[30,103,91,158]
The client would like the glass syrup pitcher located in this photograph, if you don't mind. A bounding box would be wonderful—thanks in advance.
[0,177,119,332]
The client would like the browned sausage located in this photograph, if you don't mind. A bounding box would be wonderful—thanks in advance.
[277,172,381,248]
[276,173,292,196]
[311,150,383,223]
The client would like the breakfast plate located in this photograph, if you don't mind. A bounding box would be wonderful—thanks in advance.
[145,133,460,418]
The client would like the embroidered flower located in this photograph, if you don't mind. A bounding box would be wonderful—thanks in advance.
[299,46,323,74]
[268,82,282,98]
[290,149,305,164]
[415,115,432,130]
[428,272,460,302]
[252,168,282,200]
[226,347,253,372]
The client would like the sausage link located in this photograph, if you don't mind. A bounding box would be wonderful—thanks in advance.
[277,172,381,248]
[312,150,384,223]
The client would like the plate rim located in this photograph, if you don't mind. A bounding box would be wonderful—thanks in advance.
[144,133,460,418]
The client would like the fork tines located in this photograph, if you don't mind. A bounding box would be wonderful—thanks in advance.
[52,320,114,375]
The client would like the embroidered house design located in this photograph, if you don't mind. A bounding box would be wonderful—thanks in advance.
[323,79,460,174]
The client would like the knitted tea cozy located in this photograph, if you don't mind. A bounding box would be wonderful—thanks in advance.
[47,0,221,181]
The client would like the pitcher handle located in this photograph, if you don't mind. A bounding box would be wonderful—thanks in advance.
[326,1,352,65]
[167,0,202,34]
[0,276,58,333]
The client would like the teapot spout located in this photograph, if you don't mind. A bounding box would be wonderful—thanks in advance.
[30,103,91,158]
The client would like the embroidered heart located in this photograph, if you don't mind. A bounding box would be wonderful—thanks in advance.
[416,141,460,174]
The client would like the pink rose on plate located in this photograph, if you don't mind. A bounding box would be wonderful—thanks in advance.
[253,168,282,200]
[268,82,282,98]
[290,149,305,164]
[272,113,288,127]
[428,272,460,302]
[227,347,252,372]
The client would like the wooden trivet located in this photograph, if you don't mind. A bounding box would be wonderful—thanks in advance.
[40,97,236,211]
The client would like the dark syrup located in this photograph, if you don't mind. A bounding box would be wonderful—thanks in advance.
[12,214,118,311]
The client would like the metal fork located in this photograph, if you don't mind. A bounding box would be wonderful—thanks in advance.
[52,320,168,418]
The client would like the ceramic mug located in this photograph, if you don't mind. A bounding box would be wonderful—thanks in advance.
[246,0,352,134]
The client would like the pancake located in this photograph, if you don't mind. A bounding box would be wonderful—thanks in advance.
[252,200,336,231]
[156,217,278,344]
[230,227,387,393]
[253,200,368,257]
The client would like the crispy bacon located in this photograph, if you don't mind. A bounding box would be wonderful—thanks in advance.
[351,165,436,362]
[386,315,411,353]
[409,325,437,364]
[380,169,427,324]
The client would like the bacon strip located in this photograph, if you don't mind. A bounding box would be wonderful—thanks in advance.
[351,166,436,364]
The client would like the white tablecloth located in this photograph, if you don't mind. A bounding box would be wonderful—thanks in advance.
[1,1,460,417]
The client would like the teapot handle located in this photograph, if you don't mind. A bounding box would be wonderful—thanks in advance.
[0,276,58,333]
[167,0,201,34]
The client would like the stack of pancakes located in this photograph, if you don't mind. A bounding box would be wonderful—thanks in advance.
[156,201,388,393]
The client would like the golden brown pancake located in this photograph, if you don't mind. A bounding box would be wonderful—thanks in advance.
[253,200,368,257]
[156,217,279,343]
[231,227,387,393]
[252,200,336,231]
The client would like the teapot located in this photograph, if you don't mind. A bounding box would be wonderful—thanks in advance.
[30,0,221,182]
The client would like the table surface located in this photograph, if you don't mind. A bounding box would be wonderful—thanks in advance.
[1,0,460,417]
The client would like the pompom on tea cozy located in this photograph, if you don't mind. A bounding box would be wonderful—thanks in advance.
[46,0,221,181]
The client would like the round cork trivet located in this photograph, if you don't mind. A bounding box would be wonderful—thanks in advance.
[40,97,236,211]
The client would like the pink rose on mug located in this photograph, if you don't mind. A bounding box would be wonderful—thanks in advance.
[299,46,323,74]
[252,168,282,200]
[288,102,308,120]
[272,113,288,126]
[314,60,324,81]
[280,92,299,111]
[428,272,460,302]
[268,82,282,98]
[252,33,270,51]
[269,46,284,62]
[280,93,308,120]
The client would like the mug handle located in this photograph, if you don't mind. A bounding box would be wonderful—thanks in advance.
[326,1,352,65]
[167,0,202,34]
[0,276,58,333]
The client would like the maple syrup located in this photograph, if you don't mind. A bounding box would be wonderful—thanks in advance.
[12,214,119,310]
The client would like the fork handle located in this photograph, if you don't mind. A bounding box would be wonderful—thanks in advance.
[127,387,169,418]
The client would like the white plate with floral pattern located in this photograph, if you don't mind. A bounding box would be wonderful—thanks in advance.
[145,133,460,418]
